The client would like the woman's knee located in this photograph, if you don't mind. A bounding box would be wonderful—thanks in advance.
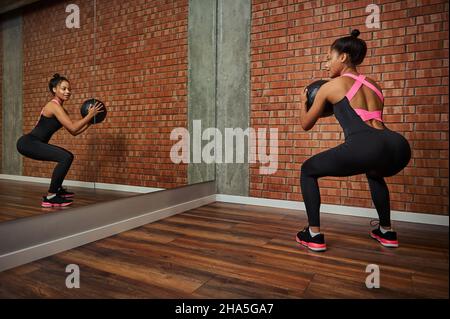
[301,158,316,177]
[61,151,74,165]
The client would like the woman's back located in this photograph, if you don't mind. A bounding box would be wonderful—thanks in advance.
[330,74,386,130]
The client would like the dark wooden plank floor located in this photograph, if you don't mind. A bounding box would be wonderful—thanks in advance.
[0,179,138,222]
[0,202,447,298]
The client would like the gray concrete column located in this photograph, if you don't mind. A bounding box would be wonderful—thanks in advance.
[2,13,23,175]
[215,0,251,195]
[187,0,217,184]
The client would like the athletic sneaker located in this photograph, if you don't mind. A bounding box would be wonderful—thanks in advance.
[295,227,327,252]
[370,227,399,248]
[41,195,73,208]
[370,220,399,248]
[57,186,75,198]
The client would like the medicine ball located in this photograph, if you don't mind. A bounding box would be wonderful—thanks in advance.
[306,80,334,118]
[80,98,107,124]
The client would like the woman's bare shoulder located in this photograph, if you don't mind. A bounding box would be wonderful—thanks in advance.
[365,76,383,92]
[328,76,351,87]
[42,100,64,116]
[331,75,383,93]
[321,77,348,104]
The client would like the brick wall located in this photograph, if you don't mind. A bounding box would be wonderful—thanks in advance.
[22,0,188,188]
[250,0,449,215]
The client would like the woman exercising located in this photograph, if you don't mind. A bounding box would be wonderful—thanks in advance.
[17,74,104,207]
[297,30,411,251]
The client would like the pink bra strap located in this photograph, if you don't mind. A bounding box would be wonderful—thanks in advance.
[354,108,383,122]
[345,74,365,101]
[36,99,60,125]
[35,108,44,126]
[342,73,384,102]
[51,98,61,106]
[360,79,384,102]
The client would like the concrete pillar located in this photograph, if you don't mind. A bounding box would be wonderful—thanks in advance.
[215,0,251,195]
[187,0,217,184]
[2,13,23,175]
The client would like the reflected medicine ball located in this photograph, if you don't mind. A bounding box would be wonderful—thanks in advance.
[80,98,107,124]
[306,80,334,118]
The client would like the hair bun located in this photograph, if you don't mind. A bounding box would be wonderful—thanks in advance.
[53,73,60,79]
[351,29,360,38]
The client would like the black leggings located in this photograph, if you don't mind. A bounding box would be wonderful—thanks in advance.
[300,129,411,228]
[17,134,74,193]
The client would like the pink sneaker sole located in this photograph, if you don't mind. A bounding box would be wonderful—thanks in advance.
[41,201,73,208]
[370,232,399,248]
[295,235,327,252]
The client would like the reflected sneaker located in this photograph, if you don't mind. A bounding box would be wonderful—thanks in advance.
[370,227,399,248]
[41,195,73,207]
[295,227,327,252]
[57,187,75,198]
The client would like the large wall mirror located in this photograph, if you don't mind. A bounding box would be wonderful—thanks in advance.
[0,0,216,223]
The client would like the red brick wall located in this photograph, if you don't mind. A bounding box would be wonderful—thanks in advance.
[250,0,449,215]
[22,0,188,188]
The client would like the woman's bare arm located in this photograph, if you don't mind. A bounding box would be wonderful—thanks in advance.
[50,103,93,136]
[74,123,90,135]
[300,82,334,131]
[48,101,103,136]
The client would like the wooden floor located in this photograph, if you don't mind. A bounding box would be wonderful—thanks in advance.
[0,179,138,222]
[0,202,447,298]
